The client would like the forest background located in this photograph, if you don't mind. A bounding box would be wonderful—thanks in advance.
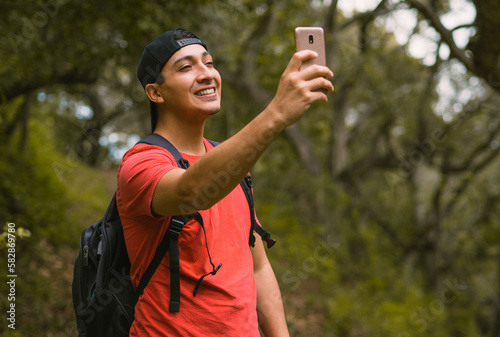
[1,0,500,336]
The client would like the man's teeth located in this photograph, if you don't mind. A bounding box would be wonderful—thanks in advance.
[196,88,215,96]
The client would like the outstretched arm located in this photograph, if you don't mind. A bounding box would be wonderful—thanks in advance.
[152,51,334,216]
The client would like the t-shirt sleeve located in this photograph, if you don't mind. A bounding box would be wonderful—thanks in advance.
[117,145,179,219]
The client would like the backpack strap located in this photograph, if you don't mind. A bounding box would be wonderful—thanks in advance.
[240,175,276,248]
[134,215,175,301]
[134,213,197,312]
[167,214,189,312]
[139,133,190,169]
[138,134,193,312]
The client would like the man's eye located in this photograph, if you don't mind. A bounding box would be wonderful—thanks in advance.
[180,65,191,71]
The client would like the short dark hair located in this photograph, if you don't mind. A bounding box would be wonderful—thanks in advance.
[173,28,198,42]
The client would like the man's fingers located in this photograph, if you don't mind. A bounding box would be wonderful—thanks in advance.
[306,76,335,94]
[286,50,319,72]
[270,52,335,127]
[299,63,334,80]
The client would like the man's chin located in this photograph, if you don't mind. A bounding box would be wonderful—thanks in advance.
[204,105,221,117]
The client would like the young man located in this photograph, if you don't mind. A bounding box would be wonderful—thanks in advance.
[117,28,334,336]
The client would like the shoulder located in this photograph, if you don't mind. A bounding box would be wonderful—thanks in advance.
[121,143,176,166]
[117,143,178,195]
[116,143,179,218]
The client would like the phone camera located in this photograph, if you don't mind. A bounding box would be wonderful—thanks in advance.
[309,35,314,44]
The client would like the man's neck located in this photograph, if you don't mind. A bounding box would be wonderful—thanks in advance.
[153,118,207,156]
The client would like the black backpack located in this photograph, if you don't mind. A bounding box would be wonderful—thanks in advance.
[72,133,275,337]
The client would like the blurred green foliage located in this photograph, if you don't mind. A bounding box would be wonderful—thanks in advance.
[0,99,110,335]
[2,0,500,336]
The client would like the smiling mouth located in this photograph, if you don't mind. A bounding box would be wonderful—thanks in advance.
[195,88,215,96]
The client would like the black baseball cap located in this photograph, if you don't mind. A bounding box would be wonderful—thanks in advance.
[137,28,208,131]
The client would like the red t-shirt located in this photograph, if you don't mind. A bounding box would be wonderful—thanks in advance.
[116,139,260,336]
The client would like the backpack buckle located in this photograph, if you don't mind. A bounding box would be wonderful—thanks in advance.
[262,233,276,248]
[169,218,185,235]
[179,158,190,169]
[244,175,253,188]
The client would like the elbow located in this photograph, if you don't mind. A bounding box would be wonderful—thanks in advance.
[153,168,220,216]
[176,182,219,213]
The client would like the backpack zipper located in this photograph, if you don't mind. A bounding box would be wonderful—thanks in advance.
[97,235,103,256]
[83,245,89,267]
[80,232,89,302]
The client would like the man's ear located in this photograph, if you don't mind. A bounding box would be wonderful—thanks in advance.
[145,83,164,104]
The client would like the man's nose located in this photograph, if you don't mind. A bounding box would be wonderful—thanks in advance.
[196,64,215,82]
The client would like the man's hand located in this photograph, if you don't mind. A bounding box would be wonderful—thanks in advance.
[267,50,334,128]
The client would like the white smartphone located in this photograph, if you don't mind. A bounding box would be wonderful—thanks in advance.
[294,27,326,70]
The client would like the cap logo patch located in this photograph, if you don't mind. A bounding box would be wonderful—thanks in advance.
[177,38,204,47]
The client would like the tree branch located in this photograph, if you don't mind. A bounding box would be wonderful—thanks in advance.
[238,0,274,82]
[444,148,500,216]
[283,125,322,175]
[5,92,33,150]
[414,43,441,154]
[359,0,390,51]
[443,121,500,215]
[442,104,499,174]
[406,0,475,72]
[338,0,394,31]
[1,69,98,103]
[342,171,408,252]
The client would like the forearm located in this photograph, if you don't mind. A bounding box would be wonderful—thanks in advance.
[152,50,333,216]
[152,104,286,216]
[178,105,286,210]
[255,263,290,337]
